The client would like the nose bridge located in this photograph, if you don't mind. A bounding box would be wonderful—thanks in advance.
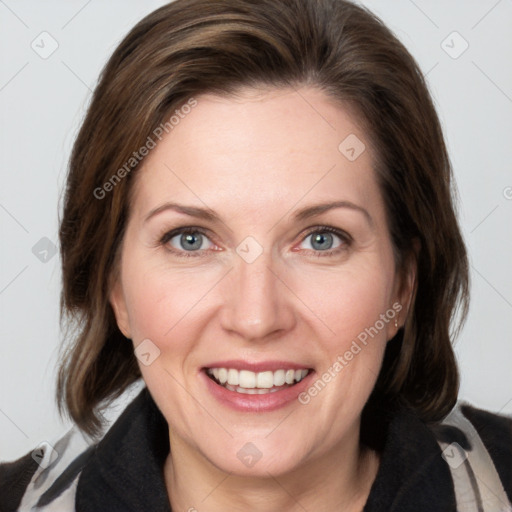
[220,251,294,340]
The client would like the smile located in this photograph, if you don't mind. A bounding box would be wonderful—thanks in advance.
[206,367,311,395]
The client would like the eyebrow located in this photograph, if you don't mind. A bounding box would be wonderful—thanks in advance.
[294,201,373,226]
[144,200,373,227]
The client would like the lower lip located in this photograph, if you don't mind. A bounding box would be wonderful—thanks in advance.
[201,370,315,412]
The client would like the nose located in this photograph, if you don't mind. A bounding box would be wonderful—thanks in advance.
[219,253,296,342]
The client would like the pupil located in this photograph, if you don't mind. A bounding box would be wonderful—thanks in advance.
[181,233,202,250]
[312,232,333,250]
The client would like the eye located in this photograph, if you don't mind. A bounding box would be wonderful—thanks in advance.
[161,228,215,255]
[159,226,349,258]
[298,227,349,255]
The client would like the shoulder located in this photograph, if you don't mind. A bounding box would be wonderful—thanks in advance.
[432,401,512,507]
[0,383,144,511]
[0,427,97,512]
[460,403,512,495]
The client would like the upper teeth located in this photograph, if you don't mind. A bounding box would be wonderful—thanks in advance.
[207,368,309,389]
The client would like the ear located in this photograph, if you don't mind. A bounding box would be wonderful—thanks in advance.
[391,240,419,336]
[109,277,132,339]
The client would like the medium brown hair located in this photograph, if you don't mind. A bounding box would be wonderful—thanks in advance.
[58,0,469,435]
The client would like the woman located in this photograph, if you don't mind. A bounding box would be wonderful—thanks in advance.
[1,0,511,510]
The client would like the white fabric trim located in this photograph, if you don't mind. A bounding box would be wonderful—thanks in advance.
[16,382,144,511]
[17,428,91,512]
[30,477,79,512]
[438,404,512,512]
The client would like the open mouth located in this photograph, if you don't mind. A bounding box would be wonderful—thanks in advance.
[205,367,313,395]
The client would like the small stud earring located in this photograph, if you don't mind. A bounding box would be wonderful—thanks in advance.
[394,317,399,329]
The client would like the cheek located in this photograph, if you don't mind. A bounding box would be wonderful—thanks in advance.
[121,265,211,392]
[290,260,396,349]
[121,259,221,342]
[122,272,169,339]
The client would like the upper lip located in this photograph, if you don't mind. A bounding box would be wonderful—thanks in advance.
[203,360,314,372]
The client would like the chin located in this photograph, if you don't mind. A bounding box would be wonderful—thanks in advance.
[200,436,309,479]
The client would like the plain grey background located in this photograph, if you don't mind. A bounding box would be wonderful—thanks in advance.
[1,0,511,461]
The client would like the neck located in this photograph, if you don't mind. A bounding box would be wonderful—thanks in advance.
[163,428,380,512]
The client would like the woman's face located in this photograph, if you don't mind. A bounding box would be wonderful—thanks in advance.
[110,86,413,477]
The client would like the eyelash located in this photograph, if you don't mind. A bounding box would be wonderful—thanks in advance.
[158,225,352,259]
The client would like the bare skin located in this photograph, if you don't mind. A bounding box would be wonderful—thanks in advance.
[110,86,415,511]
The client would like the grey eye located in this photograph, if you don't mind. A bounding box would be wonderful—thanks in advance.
[169,232,212,251]
[300,231,343,251]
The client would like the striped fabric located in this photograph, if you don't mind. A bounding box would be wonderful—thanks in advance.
[1,394,511,511]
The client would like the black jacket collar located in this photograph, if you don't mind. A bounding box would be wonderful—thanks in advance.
[76,387,456,511]
[363,404,456,511]
[76,387,171,511]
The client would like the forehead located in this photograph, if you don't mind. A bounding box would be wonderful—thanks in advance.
[130,87,381,221]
